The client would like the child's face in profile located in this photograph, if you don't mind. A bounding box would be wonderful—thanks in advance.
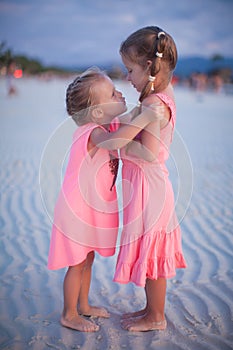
[121,55,150,93]
[91,76,127,124]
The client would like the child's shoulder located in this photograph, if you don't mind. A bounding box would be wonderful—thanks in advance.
[143,85,175,111]
[142,94,161,107]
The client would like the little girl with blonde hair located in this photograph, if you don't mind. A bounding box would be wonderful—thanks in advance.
[48,67,163,332]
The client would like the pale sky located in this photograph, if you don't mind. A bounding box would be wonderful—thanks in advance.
[0,0,233,67]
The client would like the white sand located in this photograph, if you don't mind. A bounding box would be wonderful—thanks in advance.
[0,77,233,350]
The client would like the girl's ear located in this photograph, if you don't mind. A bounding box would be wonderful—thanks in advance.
[91,107,103,122]
[146,60,152,71]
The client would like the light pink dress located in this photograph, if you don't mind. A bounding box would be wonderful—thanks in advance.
[114,93,187,287]
[48,121,119,270]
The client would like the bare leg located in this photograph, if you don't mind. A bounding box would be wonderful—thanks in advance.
[122,278,167,332]
[78,251,110,318]
[60,261,99,332]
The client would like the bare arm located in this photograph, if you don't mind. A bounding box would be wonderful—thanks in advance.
[126,97,167,161]
[118,106,140,125]
[126,120,161,161]
[90,103,163,150]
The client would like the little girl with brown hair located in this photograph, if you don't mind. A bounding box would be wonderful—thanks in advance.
[113,26,187,332]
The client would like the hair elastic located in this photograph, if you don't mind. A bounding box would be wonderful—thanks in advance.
[156,51,163,58]
[158,31,165,38]
[137,101,141,107]
[148,75,155,82]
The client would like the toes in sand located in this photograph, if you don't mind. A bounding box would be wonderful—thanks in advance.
[122,316,167,332]
[60,314,99,332]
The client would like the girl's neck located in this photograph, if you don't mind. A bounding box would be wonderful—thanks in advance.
[102,123,110,131]
[96,121,110,131]
[157,82,173,96]
[154,76,170,94]
[154,69,173,94]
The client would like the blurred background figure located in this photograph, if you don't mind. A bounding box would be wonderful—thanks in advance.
[6,58,17,96]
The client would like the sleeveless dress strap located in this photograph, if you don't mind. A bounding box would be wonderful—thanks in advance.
[156,92,176,130]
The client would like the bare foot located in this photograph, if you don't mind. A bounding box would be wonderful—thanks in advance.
[122,315,167,332]
[79,305,110,318]
[121,308,147,320]
[60,314,99,332]
[121,309,147,329]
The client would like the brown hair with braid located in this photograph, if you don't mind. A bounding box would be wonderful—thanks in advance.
[120,26,177,102]
[66,67,106,126]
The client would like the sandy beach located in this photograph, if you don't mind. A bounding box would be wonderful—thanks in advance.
[0,76,233,350]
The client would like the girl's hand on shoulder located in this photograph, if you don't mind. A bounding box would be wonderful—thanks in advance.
[142,95,165,122]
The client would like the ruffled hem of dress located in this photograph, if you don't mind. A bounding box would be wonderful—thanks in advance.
[114,252,187,287]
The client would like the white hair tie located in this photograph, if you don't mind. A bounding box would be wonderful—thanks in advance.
[156,51,163,58]
[148,75,155,82]
[158,31,165,38]
[137,101,141,107]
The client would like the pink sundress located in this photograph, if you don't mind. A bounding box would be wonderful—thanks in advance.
[48,121,119,270]
[114,93,187,287]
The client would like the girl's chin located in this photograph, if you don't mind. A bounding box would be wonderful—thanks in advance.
[133,85,141,92]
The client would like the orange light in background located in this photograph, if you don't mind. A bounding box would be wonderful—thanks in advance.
[171,75,179,85]
[14,69,23,79]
